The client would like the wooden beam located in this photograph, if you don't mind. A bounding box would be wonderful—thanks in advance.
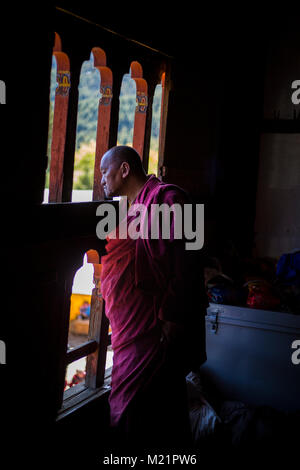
[65,339,98,364]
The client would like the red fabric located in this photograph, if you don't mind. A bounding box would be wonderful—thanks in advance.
[100,175,207,426]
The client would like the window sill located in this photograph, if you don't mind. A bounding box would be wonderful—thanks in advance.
[56,367,112,421]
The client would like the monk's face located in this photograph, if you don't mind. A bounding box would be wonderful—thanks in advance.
[100,153,124,197]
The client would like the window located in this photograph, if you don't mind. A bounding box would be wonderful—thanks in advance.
[44,55,57,202]
[44,11,170,419]
[130,61,148,159]
[117,72,136,146]
[68,253,94,349]
[117,61,150,164]
[44,38,114,203]
[45,32,70,203]
[59,249,111,414]
[148,77,163,175]
[71,53,100,202]
[44,34,168,203]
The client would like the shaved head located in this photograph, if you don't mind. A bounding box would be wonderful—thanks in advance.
[100,145,147,199]
[102,145,146,176]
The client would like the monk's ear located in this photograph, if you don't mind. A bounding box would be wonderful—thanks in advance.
[120,161,130,179]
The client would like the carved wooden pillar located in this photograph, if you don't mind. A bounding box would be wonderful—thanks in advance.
[142,82,155,172]
[91,47,113,201]
[49,33,70,202]
[85,250,109,389]
[130,61,148,159]
[108,73,122,149]
[61,56,81,202]
[158,71,170,179]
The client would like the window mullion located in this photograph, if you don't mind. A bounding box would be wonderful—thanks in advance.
[66,339,98,364]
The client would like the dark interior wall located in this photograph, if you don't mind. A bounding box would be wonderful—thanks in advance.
[2,9,296,250]
[159,12,300,263]
[254,17,300,258]
[263,15,300,120]
[2,3,54,426]
[255,133,300,258]
[146,24,267,275]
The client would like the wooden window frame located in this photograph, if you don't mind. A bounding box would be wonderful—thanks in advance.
[47,32,170,204]
[57,249,112,418]
[45,8,172,419]
[48,33,70,202]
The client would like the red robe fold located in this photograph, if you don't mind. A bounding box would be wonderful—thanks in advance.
[100,175,207,427]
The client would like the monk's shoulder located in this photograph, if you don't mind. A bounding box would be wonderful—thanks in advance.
[154,181,190,205]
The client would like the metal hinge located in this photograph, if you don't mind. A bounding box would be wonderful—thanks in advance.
[209,310,219,334]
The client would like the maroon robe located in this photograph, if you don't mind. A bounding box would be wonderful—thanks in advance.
[100,175,207,435]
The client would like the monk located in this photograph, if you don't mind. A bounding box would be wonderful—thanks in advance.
[100,145,208,452]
